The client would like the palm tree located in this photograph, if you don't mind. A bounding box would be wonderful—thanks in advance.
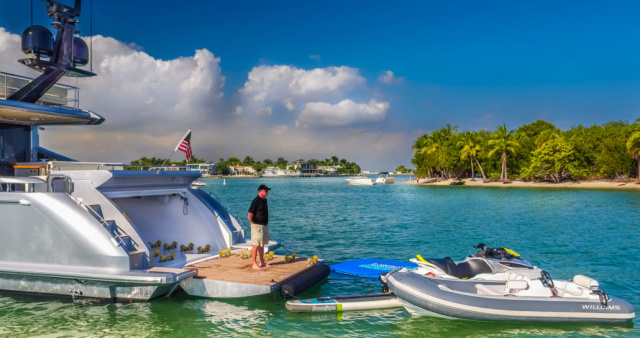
[457,131,486,180]
[423,125,458,179]
[439,123,458,140]
[488,125,520,181]
[420,130,447,179]
[626,118,640,180]
[411,134,430,179]
[420,131,445,155]
[243,156,255,166]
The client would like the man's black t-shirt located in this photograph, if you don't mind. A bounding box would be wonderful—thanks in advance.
[248,196,268,225]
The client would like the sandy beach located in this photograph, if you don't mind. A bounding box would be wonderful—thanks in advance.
[403,178,640,190]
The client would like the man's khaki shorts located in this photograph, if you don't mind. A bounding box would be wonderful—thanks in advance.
[250,224,269,246]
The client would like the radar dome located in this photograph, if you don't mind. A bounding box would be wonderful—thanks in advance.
[21,25,54,58]
[73,37,89,67]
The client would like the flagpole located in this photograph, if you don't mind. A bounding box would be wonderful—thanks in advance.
[157,149,176,174]
[158,129,191,174]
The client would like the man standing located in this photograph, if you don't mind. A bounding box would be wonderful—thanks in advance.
[248,184,271,270]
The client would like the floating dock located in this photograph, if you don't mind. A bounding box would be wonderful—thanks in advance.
[180,253,329,298]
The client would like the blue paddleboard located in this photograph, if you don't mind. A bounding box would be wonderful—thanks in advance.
[330,258,417,278]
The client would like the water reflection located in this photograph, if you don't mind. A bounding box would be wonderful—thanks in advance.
[201,300,270,335]
[394,316,635,337]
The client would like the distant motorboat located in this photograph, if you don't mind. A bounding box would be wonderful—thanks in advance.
[191,180,207,187]
[375,172,396,184]
[345,176,376,186]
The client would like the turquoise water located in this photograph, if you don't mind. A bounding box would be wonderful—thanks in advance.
[1,177,638,337]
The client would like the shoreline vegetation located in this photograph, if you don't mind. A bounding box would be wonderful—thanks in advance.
[403,177,640,190]
[411,119,640,184]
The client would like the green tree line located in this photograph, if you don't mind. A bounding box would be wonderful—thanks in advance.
[128,155,361,175]
[411,119,640,182]
[214,156,360,175]
[128,155,208,170]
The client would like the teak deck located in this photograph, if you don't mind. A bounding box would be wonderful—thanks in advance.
[179,253,323,298]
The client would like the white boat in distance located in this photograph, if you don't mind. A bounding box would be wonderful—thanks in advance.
[375,172,396,184]
[345,175,376,186]
[191,180,207,187]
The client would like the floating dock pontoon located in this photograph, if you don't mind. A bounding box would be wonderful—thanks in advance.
[181,253,329,298]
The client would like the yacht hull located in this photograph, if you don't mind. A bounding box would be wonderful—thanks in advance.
[0,268,196,302]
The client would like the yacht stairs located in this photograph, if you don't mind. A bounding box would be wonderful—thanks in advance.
[87,204,191,278]
[88,204,146,269]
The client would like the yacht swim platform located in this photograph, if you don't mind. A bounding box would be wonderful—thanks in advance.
[180,253,329,299]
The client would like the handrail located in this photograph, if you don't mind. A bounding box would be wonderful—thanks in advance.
[80,200,140,250]
[47,174,74,194]
[0,199,31,206]
[0,71,80,109]
[47,161,195,172]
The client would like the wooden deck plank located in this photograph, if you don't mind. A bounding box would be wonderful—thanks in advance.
[186,253,322,287]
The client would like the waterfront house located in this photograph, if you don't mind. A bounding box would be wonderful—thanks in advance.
[186,163,215,177]
[228,165,256,176]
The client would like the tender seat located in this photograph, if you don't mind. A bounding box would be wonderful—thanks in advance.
[555,283,584,297]
[475,280,529,295]
[504,271,526,281]
[503,269,543,281]
[555,275,598,298]
[573,275,598,289]
[505,280,529,293]
[425,257,493,279]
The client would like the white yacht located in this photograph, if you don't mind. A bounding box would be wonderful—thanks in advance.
[375,172,396,184]
[345,175,376,186]
[0,0,328,302]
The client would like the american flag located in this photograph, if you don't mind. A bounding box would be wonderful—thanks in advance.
[174,129,192,162]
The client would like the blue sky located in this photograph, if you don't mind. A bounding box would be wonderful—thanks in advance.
[1,1,639,169]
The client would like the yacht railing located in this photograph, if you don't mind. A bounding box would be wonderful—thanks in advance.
[47,161,126,172]
[47,161,195,173]
[0,71,80,109]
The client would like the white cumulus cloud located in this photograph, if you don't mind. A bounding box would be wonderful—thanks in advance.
[296,99,389,128]
[75,35,225,130]
[378,70,404,84]
[239,65,365,111]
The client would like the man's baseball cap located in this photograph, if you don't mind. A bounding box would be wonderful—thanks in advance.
[258,184,271,191]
